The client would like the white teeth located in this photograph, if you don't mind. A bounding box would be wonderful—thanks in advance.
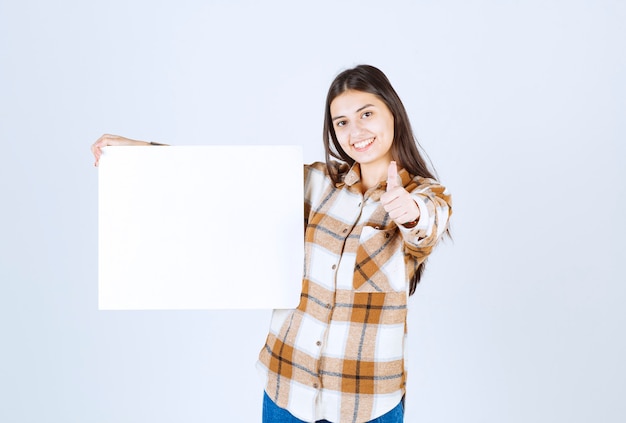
[353,138,374,149]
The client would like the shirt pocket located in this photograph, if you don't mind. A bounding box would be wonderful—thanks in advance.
[353,225,405,292]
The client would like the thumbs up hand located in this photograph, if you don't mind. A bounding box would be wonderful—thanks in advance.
[381,161,421,227]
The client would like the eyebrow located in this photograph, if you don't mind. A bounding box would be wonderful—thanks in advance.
[332,104,375,122]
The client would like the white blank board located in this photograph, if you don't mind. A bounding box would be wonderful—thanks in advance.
[98,145,303,310]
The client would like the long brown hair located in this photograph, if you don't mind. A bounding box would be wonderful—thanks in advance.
[322,64,441,294]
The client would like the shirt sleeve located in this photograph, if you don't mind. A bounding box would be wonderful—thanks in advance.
[303,162,332,230]
[398,177,452,256]
[304,164,312,229]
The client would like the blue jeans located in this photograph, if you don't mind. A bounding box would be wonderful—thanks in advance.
[262,391,404,423]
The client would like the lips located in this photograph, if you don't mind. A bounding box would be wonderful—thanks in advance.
[352,137,375,150]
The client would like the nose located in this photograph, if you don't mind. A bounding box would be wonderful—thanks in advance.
[351,119,365,137]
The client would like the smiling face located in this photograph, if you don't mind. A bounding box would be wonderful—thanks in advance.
[330,90,395,180]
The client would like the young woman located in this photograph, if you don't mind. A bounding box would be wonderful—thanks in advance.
[91,65,451,423]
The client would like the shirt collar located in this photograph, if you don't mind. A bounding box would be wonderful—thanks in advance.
[342,163,361,187]
[336,162,413,192]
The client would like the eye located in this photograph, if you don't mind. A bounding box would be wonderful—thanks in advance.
[335,120,347,128]
[361,111,372,119]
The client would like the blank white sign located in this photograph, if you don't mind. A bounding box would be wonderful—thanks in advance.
[98,145,303,310]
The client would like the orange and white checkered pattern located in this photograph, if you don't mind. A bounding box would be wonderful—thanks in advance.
[257,162,451,423]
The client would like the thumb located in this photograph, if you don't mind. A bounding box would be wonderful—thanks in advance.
[387,161,399,191]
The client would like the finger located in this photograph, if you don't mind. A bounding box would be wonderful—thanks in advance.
[381,187,402,206]
[93,149,100,167]
[387,161,399,191]
[92,134,111,165]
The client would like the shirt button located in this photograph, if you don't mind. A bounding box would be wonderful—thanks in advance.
[342,228,348,233]
[313,383,319,389]
[332,264,336,270]
[316,341,322,346]
[358,202,361,207]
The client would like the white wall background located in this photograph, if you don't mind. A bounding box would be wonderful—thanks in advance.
[1,0,624,422]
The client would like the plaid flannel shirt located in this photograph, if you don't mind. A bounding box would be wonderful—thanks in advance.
[257,162,451,423]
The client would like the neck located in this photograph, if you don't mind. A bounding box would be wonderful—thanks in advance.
[359,162,388,192]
